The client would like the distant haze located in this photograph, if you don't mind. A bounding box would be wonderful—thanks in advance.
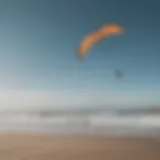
[0,90,159,111]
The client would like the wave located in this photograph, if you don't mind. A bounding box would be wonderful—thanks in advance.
[0,112,159,135]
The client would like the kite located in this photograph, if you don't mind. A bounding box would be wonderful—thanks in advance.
[78,24,124,59]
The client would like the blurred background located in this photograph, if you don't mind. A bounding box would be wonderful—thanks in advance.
[0,0,160,136]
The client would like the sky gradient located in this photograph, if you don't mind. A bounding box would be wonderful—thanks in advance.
[0,0,160,109]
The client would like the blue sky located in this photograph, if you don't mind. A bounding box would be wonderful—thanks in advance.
[0,0,160,108]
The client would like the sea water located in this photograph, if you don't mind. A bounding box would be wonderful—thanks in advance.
[0,111,159,137]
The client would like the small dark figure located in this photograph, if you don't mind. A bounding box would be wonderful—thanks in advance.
[115,70,123,79]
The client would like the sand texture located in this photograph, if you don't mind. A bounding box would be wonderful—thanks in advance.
[0,133,159,160]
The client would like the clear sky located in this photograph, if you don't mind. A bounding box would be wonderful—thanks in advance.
[0,0,160,109]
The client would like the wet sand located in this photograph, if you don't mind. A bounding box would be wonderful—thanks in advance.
[0,133,159,160]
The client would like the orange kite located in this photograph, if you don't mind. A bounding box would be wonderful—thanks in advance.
[78,24,124,59]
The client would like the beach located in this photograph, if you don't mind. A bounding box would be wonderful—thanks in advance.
[0,133,159,160]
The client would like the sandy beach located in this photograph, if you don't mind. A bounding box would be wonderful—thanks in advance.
[0,133,159,160]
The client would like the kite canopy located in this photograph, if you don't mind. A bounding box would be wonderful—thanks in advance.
[78,23,124,59]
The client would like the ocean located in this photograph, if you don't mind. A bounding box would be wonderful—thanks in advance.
[0,110,159,137]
